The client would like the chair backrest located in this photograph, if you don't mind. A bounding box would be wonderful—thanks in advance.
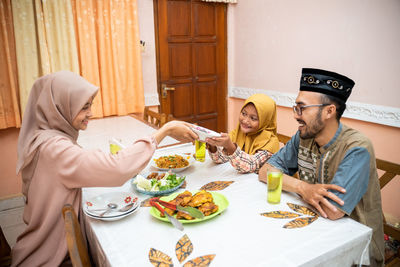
[0,225,11,267]
[62,204,91,267]
[276,133,301,178]
[167,114,175,122]
[376,159,400,243]
[143,107,167,128]
[277,133,291,145]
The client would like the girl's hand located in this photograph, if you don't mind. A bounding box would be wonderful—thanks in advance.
[205,133,236,155]
[206,143,217,153]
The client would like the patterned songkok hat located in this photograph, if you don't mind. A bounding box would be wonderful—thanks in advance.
[300,68,355,102]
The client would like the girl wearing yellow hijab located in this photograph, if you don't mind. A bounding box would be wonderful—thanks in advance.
[206,94,279,173]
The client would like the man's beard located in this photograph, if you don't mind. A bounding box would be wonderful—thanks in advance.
[298,110,324,139]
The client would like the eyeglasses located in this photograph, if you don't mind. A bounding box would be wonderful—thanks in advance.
[292,104,330,116]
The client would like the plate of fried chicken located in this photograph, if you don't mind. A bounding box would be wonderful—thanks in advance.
[149,190,229,223]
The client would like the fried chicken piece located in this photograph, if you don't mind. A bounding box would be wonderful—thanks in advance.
[147,172,158,179]
[176,211,194,220]
[188,190,213,207]
[159,207,175,217]
[162,199,177,217]
[198,202,219,216]
[157,173,166,180]
[174,190,193,207]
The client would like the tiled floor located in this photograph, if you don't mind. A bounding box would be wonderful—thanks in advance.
[0,115,179,248]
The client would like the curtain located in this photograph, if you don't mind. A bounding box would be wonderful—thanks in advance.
[12,0,80,115]
[0,0,21,129]
[201,0,237,3]
[71,0,103,117]
[72,0,144,117]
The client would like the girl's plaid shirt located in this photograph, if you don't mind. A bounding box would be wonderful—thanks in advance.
[209,145,272,174]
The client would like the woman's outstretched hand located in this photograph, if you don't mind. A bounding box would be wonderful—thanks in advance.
[153,121,198,144]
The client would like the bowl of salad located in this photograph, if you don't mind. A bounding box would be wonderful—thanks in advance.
[131,171,185,196]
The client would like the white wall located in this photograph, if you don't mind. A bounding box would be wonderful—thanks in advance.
[229,0,400,108]
[137,0,159,106]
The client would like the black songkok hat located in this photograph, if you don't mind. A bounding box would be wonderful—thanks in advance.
[300,68,355,102]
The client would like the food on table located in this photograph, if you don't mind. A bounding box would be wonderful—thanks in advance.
[135,175,152,191]
[188,191,213,207]
[175,191,193,207]
[164,199,177,216]
[160,190,219,220]
[134,172,185,192]
[198,202,218,216]
[154,155,189,169]
[147,172,166,180]
[176,211,194,220]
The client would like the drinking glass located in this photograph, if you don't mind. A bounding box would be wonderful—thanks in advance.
[195,140,206,162]
[109,138,123,155]
[267,171,283,204]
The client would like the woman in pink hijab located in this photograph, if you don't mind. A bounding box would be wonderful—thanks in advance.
[11,71,197,266]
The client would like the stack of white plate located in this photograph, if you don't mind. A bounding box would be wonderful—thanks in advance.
[84,191,140,221]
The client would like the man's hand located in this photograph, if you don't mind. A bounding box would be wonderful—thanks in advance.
[298,182,346,219]
[259,163,346,219]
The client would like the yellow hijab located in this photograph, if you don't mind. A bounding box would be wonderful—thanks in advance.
[229,94,279,155]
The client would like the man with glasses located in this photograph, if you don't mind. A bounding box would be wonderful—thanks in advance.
[259,68,384,266]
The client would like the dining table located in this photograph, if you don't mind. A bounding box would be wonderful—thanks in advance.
[79,116,372,267]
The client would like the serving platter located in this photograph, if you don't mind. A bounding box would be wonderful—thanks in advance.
[151,153,194,172]
[149,191,229,224]
[131,171,185,196]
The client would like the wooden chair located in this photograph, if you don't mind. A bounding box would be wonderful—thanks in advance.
[62,204,91,267]
[277,133,291,145]
[0,225,11,267]
[167,114,175,122]
[376,159,400,266]
[143,107,167,128]
[276,133,299,178]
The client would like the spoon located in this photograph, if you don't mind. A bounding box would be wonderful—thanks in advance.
[89,202,136,213]
[118,202,135,212]
[99,203,118,217]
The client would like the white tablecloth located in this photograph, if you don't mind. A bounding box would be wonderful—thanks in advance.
[82,143,372,267]
[77,115,179,151]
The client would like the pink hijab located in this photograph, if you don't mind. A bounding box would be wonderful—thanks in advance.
[16,71,98,199]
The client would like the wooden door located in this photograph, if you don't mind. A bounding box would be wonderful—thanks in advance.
[154,0,227,132]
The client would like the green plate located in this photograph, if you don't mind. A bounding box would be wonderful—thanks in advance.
[149,191,229,224]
